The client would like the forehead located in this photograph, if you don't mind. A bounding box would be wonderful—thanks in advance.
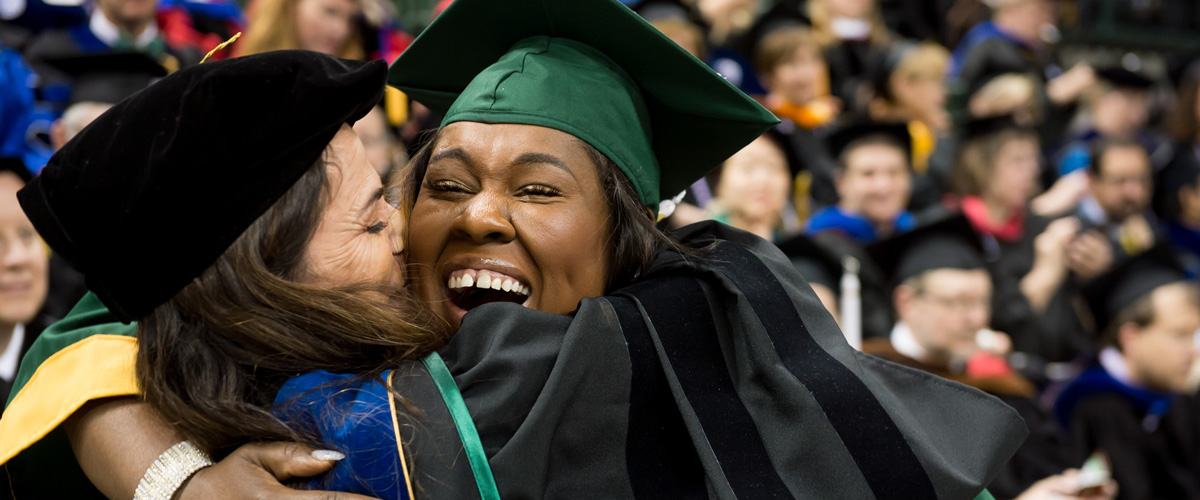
[1150,284,1200,326]
[844,142,908,172]
[922,268,991,291]
[1098,146,1150,175]
[433,122,596,168]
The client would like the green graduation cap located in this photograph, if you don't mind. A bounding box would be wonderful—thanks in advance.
[387,0,780,206]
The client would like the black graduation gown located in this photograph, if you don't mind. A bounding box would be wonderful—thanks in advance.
[1066,393,1200,500]
[389,222,1027,499]
[985,214,1090,364]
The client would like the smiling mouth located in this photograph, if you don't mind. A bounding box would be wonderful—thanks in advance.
[446,269,530,311]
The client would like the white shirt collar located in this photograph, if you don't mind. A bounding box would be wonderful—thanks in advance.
[1078,195,1109,226]
[890,322,932,364]
[1099,346,1140,388]
[90,8,159,48]
[0,323,25,383]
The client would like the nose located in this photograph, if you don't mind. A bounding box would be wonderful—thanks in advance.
[0,235,35,269]
[452,192,516,243]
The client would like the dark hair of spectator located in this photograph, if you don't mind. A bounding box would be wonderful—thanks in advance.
[1103,282,1200,350]
[1167,65,1200,143]
[398,131,676,290]
[836,133,910,172]
[1088,136,1149,179]
[137,157,447,457]
[753,26,819,77]
[951,127,1039,196]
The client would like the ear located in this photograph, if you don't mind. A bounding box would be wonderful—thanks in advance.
[1116,321,1141,353]
[894,284,916,320]
[50,119,67,151]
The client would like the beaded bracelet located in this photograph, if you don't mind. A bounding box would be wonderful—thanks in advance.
[132,440,215,500]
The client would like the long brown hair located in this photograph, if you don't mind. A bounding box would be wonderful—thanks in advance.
[237,0,366,60]
[137,157,446,457]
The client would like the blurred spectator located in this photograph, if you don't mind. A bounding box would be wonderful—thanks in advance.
[808,0,895,110]
[695,0,766,93]
[41,51,166,151]
[950,115,1093,362]
[353,105,406,180]
[808,122,915,244]
[777,232,845,324]
[0,158,51,409]
[238,0,411,61]
[1078,138,1157,262]
[1056,68,1166,177]
[0,43,37,168]
[862,215,1092,499]
[1159,65,1200,277]
[705,131,797,241]
[865,41,951,208]
[238,0,364,58]
[952,0,1093,149]
[1056,249,1200,499]
[23,0,203,65]
[751,20,840,208]
[967,70,1038,125]
[634,0,707,59]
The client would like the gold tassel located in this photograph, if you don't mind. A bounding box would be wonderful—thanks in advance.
[201,32,242,64]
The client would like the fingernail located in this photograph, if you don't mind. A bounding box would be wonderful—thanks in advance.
[311,450,345,461]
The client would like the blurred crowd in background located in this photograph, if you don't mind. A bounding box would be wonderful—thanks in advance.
[3,0,1200,498]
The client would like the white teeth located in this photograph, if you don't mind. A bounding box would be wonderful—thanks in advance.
[461,273,474,288]
[501,279,513,292]
[477,272,492,289]
[491,278,502,290]
[448,269,531,296]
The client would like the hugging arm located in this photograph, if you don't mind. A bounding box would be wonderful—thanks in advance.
[65,398,381,500]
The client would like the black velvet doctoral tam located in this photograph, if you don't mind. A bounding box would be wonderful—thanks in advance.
[18,50,386,322]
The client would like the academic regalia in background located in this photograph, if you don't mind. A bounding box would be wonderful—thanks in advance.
[861,215,1077,499]
[1054,249,1200,500]
[807,122,917,244]
[953,116,1090,364]
[0,45,38,168]
[1054,67,1170,178]
[1154,142,1200,278]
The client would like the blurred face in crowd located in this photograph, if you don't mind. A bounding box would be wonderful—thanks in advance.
[716,135,792,225]
[985,137,1040,210]
[993,0,1055,45]
[1176,174,1200,225]
[895,268,992,364]
[890,71,947,129]
[835,141,911,230]
[822,0,873,19]
[766,45,823,106]
[302,125,405,287]
[0,172,48,327]
[1119,283,1200,393]
[1090,144,1151,222]
[94,0,159,29]
[294,0,358,56]
[1091,88,1150,138]
[353,107,402,179]
[408,122,612,330]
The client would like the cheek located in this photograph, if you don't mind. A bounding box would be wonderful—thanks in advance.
[520,206,611,312]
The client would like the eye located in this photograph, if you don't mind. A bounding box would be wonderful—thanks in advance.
[519,184,562,198]
[424,179,470,194]
[365,221,388,234]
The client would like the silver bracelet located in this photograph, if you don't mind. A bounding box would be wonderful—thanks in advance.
[132,440,215,500]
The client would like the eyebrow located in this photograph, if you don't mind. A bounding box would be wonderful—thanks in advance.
[359,186,385,215]
[429,148,577,181]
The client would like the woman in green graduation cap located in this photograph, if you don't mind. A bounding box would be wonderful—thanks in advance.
[1,0,1026,498]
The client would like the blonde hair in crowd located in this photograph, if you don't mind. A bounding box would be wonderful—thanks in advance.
[807,0,892,47]
[237,0,365,59]
[892,42,949,86]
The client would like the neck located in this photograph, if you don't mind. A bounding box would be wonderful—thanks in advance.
[992,14,1037,46]
[980,195,1013,224]
[0,322,15,354]
[106,12,151,38]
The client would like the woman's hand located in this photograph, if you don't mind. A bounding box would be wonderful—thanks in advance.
[1065,230,1114,281]
[1021,217,1078,313]
[179,442,380,500]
